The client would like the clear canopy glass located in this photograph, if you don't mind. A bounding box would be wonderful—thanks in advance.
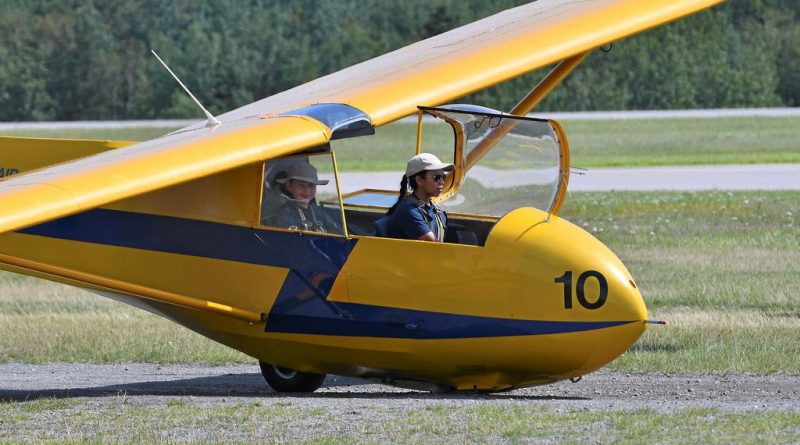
[426,105,564,217]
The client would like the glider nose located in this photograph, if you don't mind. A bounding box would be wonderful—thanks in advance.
[521,211,649,366]
[553,222,648,324]
[488,207,648,328]
[549,238,647,324]
[485,207,650,377]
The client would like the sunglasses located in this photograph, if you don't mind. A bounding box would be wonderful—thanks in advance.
[430,173,447,182]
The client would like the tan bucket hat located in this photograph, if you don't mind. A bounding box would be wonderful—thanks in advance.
[275,163,329,185]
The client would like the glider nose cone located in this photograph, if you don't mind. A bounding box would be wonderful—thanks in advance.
[487,207,648,342]
[480,208,653,378]
[535,215,648,367]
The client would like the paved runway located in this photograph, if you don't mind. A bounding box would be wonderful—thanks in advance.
[565,163,800,191]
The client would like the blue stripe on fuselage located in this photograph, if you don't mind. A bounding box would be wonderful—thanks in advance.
[20,208,352,273]
[266,303,633,339]
[19,208,635,339]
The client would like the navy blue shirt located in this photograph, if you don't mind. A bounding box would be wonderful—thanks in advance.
[387,197,447,241]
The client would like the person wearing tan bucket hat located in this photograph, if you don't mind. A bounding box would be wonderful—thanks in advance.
[378,153,454,242]
[273,162,341,234]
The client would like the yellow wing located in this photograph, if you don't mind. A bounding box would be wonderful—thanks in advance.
[0,0,722,234]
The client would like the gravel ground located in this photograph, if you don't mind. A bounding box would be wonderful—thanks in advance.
[2,363,798,442]
[2,363,798,412]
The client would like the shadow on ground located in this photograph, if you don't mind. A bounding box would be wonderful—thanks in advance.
[0,373,587,402]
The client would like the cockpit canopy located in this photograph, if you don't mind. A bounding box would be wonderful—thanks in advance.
[421,105,568,217]
[334,104,570,219]
[259,103,570,245]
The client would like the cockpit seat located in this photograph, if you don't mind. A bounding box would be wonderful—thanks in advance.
[373,215,390,237]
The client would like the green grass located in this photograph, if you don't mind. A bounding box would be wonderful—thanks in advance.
[557,191,800,373]
[614,309,800,373]
[0,400,798,443]
[560,191,799,309]
[0,275,248,364]
[564,116,800,167]
[560,190,798,249]
[3,115,798,170]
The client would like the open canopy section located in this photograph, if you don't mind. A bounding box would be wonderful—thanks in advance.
[424,105,568,217]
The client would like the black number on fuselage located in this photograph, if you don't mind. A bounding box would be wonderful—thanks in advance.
[554,271,573,309]
[555,270,608,310]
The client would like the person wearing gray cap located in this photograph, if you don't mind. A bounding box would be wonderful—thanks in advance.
[382,153,454,242]
[273,162,341,234]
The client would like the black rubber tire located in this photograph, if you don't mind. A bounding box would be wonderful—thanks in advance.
[258,361,326,393]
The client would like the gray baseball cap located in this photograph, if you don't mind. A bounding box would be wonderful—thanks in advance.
[405,153,455,177]
[276,163,329,185]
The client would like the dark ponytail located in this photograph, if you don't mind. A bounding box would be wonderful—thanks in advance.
[387,175,408,215]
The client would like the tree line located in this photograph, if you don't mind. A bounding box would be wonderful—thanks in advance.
[0,0,797,121]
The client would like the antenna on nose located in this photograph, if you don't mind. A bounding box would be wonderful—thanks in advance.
[150,50,221,129]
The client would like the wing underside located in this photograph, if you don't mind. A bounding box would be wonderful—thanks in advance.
[0,0,722,234]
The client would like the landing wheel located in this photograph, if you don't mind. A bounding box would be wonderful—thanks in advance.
[258,361,326,393]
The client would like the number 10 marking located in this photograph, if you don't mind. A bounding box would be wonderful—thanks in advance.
[554,270,608,309]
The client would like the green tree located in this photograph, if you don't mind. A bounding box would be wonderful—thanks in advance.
[0,0,796,121]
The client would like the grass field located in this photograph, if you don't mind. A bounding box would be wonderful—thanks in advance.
[561,191,799,374]
[564,117,800,167]
[2,115,799,170]
[1,399,798,444]
[0,191,797,374]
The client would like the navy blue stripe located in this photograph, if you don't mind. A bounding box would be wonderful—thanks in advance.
[267,302,634,339]
[19,208,353,274]
[19,208,635,339]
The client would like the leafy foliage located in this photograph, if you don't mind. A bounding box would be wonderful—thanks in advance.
[0,0,796,121]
